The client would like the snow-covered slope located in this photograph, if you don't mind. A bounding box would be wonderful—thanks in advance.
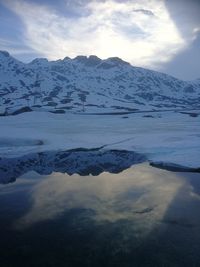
[0,50,200,114]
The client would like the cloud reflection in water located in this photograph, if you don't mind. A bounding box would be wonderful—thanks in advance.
[15,163,185,240]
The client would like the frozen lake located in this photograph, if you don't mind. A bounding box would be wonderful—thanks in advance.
[0,110,200,266]
[0,110,200,168]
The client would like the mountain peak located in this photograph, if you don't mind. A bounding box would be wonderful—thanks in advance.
[97,57,130,69]
[74,55,87,62]
[88,55,101,61]
[63,56,71,61]
[30,58,48,65]
[0,50,10,58]
[106,57,129,66]
[73,55,102,67]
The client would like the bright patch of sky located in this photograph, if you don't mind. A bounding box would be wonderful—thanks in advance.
[0,0,199,80]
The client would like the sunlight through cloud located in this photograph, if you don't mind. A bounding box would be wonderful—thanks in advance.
[2,0,188,68]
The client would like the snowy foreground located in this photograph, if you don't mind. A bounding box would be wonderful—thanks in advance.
[0,110,199,171]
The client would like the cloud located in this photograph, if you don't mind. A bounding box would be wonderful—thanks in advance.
[0,37,36,56]
[1,0,191,68]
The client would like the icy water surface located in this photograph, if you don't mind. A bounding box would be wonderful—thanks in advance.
[0,163,200,267]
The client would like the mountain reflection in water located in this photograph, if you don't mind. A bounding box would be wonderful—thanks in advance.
[0,163,200,267]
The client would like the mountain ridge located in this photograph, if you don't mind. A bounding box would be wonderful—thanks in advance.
[0,50,199,114]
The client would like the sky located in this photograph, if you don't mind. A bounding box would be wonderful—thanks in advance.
[0,0,199,80]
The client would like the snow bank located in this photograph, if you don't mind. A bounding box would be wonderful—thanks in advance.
[0,110,199,169]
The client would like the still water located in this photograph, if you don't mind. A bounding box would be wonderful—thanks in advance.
[0,163,200,267]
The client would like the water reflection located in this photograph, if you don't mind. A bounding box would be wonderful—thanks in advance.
[1,163,200,266]
[15,164,184,234]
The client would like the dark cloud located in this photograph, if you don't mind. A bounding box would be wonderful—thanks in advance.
[165,0,200,38]
[163,0,200,80]
[133,9,155,16]
[163,34,200,80]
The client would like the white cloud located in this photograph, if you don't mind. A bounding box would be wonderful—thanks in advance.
[2,0,190,68]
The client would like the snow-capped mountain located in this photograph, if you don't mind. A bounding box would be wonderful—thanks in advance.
[0,50,200,114]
